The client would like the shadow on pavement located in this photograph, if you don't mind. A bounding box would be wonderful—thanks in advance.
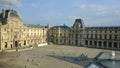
[48,54,95,67]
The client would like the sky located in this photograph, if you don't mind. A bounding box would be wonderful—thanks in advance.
[0,0,120,27]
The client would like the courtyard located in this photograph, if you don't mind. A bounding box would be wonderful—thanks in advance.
[0,45,119,68]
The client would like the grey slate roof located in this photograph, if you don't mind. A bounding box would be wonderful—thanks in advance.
[52,25,70,29]
[24,24,45,28]
[86,27,120,29]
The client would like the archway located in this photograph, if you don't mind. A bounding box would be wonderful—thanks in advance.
[69,40,70,45]
[15,41,18,47]
[24,40,26,45]
[11,44,12,48]
[5,42,7,48]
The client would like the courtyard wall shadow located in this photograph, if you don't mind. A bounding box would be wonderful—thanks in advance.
[48,54,95,67]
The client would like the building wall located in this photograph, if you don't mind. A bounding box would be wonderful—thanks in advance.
[48,19,120,50]
[1,9,119,50]
[0,9,48,50]
[84,28,120,50]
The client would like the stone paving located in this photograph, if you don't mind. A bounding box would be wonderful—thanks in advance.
[0,45,119,68]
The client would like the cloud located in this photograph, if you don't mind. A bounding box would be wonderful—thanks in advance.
[0,0,22,8]
[79,4,87,9]
[79,4,106,11]
[78,4,120,16]
[68,16,80,19]
[96,9,120,16]
[30,3,37,8]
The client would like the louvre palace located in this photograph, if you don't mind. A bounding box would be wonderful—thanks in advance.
[48,19,120,50]
[0,9,120,50]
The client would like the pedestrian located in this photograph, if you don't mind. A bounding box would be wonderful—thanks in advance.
[25,65,26,68]
[32,59,33,61]
[27,59,29,62]
[38,62,40,66]
[17,54,18,58]
[0,64,3,67]
[16,47,18,52]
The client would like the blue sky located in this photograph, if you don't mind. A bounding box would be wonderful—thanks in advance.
[0,0,120,27]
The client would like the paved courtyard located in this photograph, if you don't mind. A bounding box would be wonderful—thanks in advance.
[0,45,119,68]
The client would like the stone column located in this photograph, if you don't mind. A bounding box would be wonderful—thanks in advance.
[101,41,103,48]
[118,42,120,50]
[88,41,90,47]
[97,41,99,48]
[92,41,94,47]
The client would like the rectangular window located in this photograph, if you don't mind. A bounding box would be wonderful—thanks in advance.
[103,42,107,47]
[89,34,91,38]
[99,41,102,47]
[91,34,93,39]
[109,35,112,39]
[115,30,117,33]
[87,34,89,38]
[95,35,97,39]
[86,41,88,45]
[59,34,61,37]
[100,35,102,39]
[60,39,62,42]
[108,42,112,47]
[94,41,97,45]
[114,42,117,48]
[76,34,78,38]
[90,41,92,45]
[115,35,117,39]
[93,34,95,39]
[105,35,107,39]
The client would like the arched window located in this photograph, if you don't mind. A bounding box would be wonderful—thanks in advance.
[5,42,7,48]
[24,40,26,45]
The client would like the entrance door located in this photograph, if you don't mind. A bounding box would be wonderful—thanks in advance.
[15,41,18,47]
[11,44,12,48]
[75,40,78,45]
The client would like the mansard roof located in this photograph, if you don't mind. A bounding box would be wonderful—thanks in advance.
[86,26,120,30]
[75,19,83,23]
[72,19,85,28]
[0,9,20,18]
[24,24,45,28]
[52,25,70,29]
[0,9,23,25]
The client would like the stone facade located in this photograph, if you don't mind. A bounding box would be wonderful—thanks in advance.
[0,9,48,50]
[0,9,119,50]
[48,19,120,50]
[85,26,120,50]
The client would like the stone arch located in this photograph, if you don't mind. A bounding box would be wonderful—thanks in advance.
[11,44,13,48]
[24,40,26,45]
[5,42,7,48]
[15,41,18,47]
